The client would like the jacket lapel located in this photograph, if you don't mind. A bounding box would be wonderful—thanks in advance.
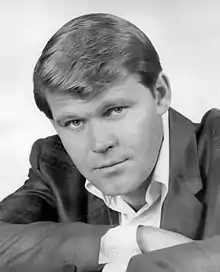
[160,108,203,239]
[87,193,119,225]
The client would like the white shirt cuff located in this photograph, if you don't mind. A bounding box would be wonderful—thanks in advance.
[99,225,141,264]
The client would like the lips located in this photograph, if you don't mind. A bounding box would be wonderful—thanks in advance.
[95,159,127,169]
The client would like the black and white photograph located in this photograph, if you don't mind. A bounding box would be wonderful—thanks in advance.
[0,1,220,271]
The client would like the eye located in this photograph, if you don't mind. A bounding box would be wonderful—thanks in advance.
[64,119,84,129]
[106,106,126,117]
[113,107,123,113]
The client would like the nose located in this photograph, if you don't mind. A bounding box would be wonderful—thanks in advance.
[88,120,117,154]
[93,140,115,153]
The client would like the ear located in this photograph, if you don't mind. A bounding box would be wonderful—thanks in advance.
[154,72,171,115]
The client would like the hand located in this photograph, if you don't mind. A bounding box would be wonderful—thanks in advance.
[137,225,192,253]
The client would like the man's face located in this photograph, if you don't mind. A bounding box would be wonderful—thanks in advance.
[47,76,165,197]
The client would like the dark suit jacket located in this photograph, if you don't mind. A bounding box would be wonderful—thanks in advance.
[0,108,220,272]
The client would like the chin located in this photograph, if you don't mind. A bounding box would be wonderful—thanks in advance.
[95,175,138,196]
[98,184,125,196]
[102,185,135,197]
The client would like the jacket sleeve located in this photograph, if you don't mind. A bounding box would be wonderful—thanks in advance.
[126,236,220,272]
[0,138,110,272]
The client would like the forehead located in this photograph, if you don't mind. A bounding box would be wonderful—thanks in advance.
[46,76,151,119]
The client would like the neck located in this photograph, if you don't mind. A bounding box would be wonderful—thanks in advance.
[121,172,153,212]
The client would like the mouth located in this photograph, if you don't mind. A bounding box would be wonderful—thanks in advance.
[96,159,128,170]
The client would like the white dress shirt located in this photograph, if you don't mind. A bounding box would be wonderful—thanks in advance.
[85,111,170,265]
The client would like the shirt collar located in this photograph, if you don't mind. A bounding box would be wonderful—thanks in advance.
[145,110,169,205]
[85,110,169,207]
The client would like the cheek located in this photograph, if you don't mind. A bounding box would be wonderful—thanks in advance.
[121,110,154,148]
[123,111,162,163]
[140,115,161,149]
[58,132,89,170]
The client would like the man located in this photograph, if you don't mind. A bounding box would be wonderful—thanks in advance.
[0,12,220,272]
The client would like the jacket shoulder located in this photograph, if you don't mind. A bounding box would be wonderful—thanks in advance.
[196,108,220,135]
[29,134,73,169]
[201,108,220,124]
